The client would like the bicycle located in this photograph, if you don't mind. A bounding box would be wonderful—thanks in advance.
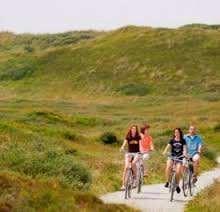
[168,155,184,202]
[123,152,143,199]
[182,157,195,197]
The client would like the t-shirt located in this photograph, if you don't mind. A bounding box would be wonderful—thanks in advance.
[140,135,153,153]
[126,135,141,153]
[184,134,203,157]
[169,138,186,157]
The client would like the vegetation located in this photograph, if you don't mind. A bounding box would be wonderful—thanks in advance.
[185,178,220,212]
[0,24,219,210]
[100,132,118,144]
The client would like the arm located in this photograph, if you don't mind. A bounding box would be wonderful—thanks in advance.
[183,145,187,157]
[163,144,170,155]
[197,136,203,154]
[198,144,202,154]
[140,133,144,139]
[120,139,127,151]
[150,138,154,151]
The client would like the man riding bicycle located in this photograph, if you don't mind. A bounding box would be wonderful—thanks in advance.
[184,125,203,183]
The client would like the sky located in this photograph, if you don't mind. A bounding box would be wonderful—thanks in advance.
[0,0,220,33]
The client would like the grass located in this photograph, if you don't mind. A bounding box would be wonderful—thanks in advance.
[185,178,220,212]
[0,24,219,210]
[0,171,137,212]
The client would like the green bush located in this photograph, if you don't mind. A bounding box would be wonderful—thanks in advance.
[62,163,92,190]
[0,66,34,81]
[117,83,149,96]
[213,123,220,132]
[100,132,118,144]
[74,115,103,127]
[63,131,77,141]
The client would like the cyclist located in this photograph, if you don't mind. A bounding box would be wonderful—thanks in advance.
[139,124,154,176]
[120,125,141,190]
[163,128,187,193]
[184,125,203,183]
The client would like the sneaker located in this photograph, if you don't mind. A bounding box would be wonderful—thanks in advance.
[164,182,169,188]
[176,186,181,193]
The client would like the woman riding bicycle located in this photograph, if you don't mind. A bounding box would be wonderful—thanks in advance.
[120,125,141,190]
[140,124,154,176]
[163,128,187,193]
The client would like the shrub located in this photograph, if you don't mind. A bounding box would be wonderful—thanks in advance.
[63,131,77,141]
[213,123,220,132]
[100,132,118,144]
[74,115,102,127]
[62,163,92,190]
[0,66,34,81]
[117,83,149,96]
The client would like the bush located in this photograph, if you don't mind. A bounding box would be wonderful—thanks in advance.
[100,132,118,144]
[74,115,102,127]
[0,66,34,81]
[63,131,77,141]
[213,123,220,132]
[62,163,92,190]
[117,83,149,96]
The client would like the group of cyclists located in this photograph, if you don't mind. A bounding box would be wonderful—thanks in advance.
[120,124,203,194]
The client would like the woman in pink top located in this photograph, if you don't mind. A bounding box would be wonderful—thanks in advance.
[140,124,154,176]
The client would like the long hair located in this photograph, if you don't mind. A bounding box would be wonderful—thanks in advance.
[126,125,139,140]
[173,128,184,140]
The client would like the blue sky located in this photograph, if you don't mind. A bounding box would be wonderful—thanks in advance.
[0,0,220,33]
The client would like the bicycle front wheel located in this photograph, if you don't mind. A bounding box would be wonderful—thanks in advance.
[124,168,133,199]
[137,165,144,193]
[170,173,176,202]
[182,169,190,197]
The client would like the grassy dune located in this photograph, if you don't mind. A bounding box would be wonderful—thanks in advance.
[0,24,219,210]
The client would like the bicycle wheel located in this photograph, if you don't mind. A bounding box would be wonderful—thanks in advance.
[124,168,133,199]
[189,170,194,196]
[170,173,176,202]
[137,165,144,193]
[182,169,189,197]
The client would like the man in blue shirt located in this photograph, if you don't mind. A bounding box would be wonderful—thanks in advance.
[184,125,203,183]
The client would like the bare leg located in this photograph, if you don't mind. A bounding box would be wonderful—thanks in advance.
[193,160,200,177]
[176,163,182,185]
[165,160,172,182]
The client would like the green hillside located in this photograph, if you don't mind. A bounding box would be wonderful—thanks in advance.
[1,25,220,98]
[0,25,219,211]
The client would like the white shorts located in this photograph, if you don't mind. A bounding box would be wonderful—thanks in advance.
[142,153,150,160]
[192,153,200,161]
